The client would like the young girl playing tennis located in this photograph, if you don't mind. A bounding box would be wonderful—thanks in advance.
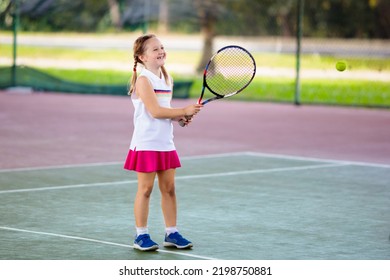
[124,34,202,251]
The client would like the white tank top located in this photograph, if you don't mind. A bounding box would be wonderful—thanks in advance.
[129,68,176,151]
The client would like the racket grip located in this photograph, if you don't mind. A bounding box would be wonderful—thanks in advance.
[178,115,192,127]
[179,119,186,127]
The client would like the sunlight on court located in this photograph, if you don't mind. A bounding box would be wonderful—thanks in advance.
[0,152,389,260]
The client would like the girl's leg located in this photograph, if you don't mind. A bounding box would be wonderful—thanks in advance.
[133,172,159,251]
[157,169,177,228]
[158,169,193,249]
[134,172,156,228]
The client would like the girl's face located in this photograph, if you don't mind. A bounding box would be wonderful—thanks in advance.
[140,37,166,69]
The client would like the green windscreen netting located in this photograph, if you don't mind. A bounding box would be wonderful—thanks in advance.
[1,0,389,107]
[0,66,192,98]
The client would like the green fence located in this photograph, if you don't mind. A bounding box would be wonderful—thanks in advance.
[0,66,192,98]
[1,0,389,107]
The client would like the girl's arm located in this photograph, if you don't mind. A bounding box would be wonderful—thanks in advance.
[136,76,201,119]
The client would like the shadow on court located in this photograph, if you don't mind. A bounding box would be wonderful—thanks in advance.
[1,153,389,260]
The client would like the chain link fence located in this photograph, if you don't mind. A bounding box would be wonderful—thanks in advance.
[1,0,389,107]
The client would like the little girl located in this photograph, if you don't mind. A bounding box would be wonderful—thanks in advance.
[124,34,202,251]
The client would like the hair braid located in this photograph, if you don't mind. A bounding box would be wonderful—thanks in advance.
[128,59,138,95]
[161,65,171,88]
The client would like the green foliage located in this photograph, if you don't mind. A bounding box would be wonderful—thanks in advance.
[42,68,130,84]
[0,62,387,107]
[189,75,390,107]
[304,0,379,38]
[1,0,389,38]
[20,0,109,32]
[35,67,390,108]
[300,79,390,107]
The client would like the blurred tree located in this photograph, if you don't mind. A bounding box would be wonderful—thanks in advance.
[1,0,389,38]
[5,0,108,31]
[158,0,169,33]
[376,0,390,38]
[216,0,295,36]
[107,0,122,30]
[121,0,159,31]
[195,0,222,72]
[304,0,388,38]
[267,0,295,37]
[0,0,12,27]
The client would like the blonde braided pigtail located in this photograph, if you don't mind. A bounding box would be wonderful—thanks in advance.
[128,34,157,95]
[128,60,138,95]
[161,65,171,87]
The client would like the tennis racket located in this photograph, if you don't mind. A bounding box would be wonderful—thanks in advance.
[179,45,256,127]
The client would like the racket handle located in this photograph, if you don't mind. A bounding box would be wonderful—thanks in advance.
[178,115,192,127]
[179,119,186,127]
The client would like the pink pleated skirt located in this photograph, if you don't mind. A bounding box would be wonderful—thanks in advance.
[123,149,181,173]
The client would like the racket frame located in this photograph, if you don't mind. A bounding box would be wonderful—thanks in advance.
[198,45,256,105]
[179,45,256,126]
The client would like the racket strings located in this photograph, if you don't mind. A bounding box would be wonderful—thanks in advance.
[206,47,255,96]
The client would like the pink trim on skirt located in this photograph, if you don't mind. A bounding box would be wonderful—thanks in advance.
[123,149,181,173]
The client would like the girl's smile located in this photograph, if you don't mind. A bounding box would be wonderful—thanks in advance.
[141,37,167,69]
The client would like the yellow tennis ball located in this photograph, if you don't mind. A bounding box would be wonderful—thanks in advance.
[336,61,347,72]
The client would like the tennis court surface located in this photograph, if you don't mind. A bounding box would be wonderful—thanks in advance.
[1,152,389,260]
[0,91,389,260]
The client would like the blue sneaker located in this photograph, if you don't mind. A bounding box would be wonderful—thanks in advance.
[134,234,159,251]
[163,232,193,249]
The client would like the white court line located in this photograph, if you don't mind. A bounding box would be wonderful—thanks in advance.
[245,151,390,168]
[0,161,123,173]
[0,152,246,173]
[0,162,347,194]
[0,180,138,194]
[1,151,389,173]
[0,226,217,260]
[176,162,348,180]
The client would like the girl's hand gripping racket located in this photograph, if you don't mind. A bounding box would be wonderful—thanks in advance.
[179,45,256,127]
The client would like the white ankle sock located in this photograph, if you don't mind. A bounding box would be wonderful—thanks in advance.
[136,227,148,236]
[165,226,178,235]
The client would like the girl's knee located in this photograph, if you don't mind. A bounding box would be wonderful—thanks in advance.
[157,169,176,196]
[161,183,176,197]
[138,184,154,198]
